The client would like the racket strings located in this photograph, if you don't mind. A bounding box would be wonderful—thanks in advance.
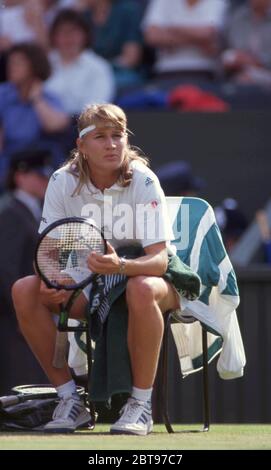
[36,222,105,288]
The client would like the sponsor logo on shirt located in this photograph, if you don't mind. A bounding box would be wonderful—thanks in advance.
[145,176,154,187]
[41,216,47,224]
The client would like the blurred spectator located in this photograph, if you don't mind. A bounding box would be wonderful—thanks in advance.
[1,147,53,296]
[0,42,69,188]
[0,0,48,83]
[45,9,115,116]
[142,0,228,81]
[40,0,80,27]
[155,160,205,196]
[222,0,271,87]
[0,0,48,51]
[0,147,52,394]
[80,0,144,91]
[215,198,248,251]
[0,1,77,52]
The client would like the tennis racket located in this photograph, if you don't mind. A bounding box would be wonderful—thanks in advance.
[0,384,85,409]
[34,217,106,368]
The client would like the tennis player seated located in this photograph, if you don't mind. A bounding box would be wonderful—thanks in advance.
[12,103,200,434]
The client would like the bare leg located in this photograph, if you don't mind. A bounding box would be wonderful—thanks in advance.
[126,276,179,389]
[12,275,87,387]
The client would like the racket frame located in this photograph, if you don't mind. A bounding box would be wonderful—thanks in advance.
[34,216,106,291]
[34,217,106,367]
[0,384,85,409]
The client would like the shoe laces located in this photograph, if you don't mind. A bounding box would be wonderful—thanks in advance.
[119,397,148,421]
[53,396,81,420]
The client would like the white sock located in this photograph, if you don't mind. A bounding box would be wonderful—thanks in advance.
[56,380,78,399]
[131,386,153,403]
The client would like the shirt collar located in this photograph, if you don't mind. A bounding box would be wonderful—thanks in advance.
[81,179,125,196]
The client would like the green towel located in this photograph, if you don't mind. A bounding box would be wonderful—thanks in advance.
[90,292,132,402]
[89,253,200,402]
[164,254,201,300]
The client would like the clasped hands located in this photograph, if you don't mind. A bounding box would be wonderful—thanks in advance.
[87,241,121,275]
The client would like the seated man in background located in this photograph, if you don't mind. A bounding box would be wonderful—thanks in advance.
[78,0,145,91]
[0,148,53,395]
[142,0,227,82]
[45,9,115,116]
[222,0,271,87]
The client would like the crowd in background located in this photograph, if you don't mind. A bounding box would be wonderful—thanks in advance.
[2,0,271,91]
[0,0,269,218]
[0,0,269,238]
[0,0,271,179]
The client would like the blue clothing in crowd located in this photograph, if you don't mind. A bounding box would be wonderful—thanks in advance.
[0,82,67,186]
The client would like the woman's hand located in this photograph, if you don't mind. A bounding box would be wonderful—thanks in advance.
[87,242,121,274]
[28,80,43,103]
[39,280,70,305]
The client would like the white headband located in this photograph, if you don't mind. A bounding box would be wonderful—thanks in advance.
[79,124,96,138]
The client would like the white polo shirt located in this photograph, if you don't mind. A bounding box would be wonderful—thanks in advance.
[39,160,176,253]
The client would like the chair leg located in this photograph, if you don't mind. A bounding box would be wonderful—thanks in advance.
[86,326,96,426]
[162,312,174,433]
[201,327,210,431]
[161,314,210,433]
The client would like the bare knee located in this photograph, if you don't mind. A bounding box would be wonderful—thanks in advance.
[12,275,39,303]
[126,276,155,309]
[12,275,40,319]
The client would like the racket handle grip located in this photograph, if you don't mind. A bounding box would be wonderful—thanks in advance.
[0,395,20,408]
[53,331,68,368]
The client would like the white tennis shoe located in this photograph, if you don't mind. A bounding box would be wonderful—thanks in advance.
[110,397,153,436]
[44,395,90,433]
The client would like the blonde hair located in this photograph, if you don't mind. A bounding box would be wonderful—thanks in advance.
[64,103,148,195]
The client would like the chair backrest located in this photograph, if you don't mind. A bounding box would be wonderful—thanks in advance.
[165,196,245,380]
[159,197,245,432]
